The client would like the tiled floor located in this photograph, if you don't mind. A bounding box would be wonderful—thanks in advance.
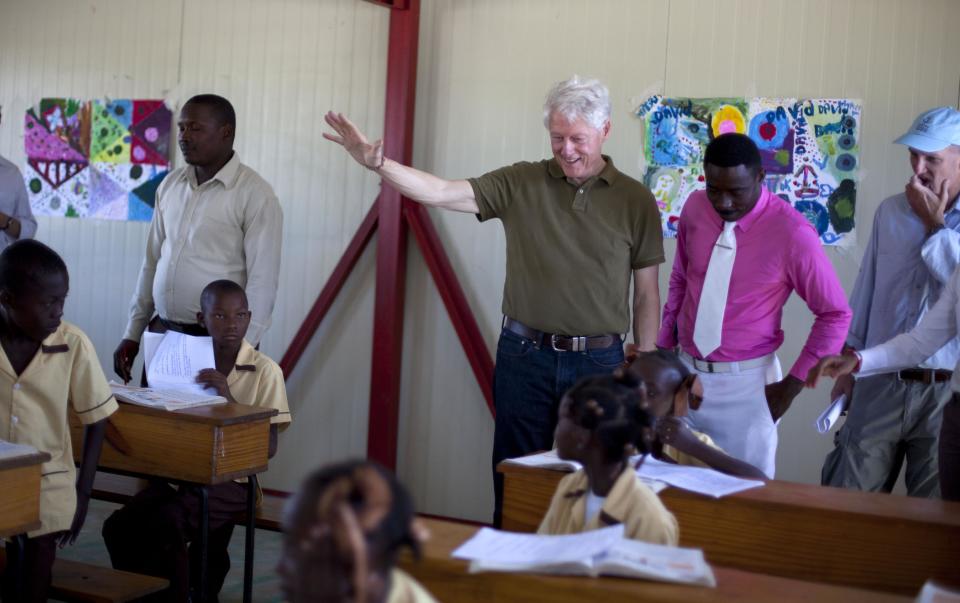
[53,499,285,602]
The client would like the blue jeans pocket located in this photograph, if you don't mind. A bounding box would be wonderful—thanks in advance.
[497,329,536,359]
[584,343,624,369]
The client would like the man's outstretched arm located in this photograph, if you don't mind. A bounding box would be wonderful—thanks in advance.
[324,111,478,213]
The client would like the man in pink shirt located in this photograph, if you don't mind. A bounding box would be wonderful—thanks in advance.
[658,133,851,477]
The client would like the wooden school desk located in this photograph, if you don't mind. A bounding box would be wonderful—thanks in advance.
[498,460,960,595]
[0,446,51,597]
[71,402,276,603]
[398,517,911,603]
[0,447,49,538]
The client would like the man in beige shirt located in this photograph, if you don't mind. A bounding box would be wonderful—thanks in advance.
[114,94,282,381]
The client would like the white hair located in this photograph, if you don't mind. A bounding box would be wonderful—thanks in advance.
[542,75,611,131]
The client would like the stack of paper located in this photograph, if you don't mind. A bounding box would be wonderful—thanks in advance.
[635,457,765,498]
[110,383,226,412]
[452,525,716,586]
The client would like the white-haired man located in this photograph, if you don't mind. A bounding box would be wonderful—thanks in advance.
[810,106,960,501]
[325,76,664,525]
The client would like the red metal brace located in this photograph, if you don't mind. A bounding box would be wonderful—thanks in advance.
[279,0,494,470]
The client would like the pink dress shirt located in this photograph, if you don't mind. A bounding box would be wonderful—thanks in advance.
[657,187,851,380]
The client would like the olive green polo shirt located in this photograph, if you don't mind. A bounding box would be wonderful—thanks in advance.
[469,156,664,335]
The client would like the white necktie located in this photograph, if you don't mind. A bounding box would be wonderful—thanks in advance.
[693,221,737,358]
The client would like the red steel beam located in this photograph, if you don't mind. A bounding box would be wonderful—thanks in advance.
[406,203,495,415]
[279,200,379,377]
[366,0,421,469]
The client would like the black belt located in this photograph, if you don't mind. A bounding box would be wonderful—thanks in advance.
[155,316,209,337]
[502,317,618,352]
[898,368,953,384]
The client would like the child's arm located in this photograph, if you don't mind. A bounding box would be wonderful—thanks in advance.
[59,418,108,546]
[656,417,767,480]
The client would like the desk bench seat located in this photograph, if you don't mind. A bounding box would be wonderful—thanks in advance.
[91,473,288,532]
[0,548,168,603]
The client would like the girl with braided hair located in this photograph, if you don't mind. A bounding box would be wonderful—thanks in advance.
[631,349,766,479]
[277,460,437,603]
[537,370,679,544]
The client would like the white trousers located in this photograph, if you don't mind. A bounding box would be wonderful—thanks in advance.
[682,355,782,478]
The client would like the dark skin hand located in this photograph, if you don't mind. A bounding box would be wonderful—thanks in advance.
[765,375,805,422]
[60,419,107,547]
[113,338,140,383]
[655,416,767,479]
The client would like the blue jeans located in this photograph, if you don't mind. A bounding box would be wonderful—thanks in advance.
[491,327,623,526]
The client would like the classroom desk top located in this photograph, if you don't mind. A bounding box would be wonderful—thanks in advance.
[498,460,960,595]
[0,448,50,538]
[71,401,276,484]
[398,517,912,603]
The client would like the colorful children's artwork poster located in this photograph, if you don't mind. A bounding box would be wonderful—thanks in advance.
[636,96,860,246]
[24,98,172,222]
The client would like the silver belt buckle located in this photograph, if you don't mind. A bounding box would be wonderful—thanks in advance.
[550,334,564,351]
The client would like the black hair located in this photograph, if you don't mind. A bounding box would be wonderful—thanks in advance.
[704,133,762,173]
[638,348,692,387]
[200,279,247,311]
[0,239,68,295]
[564,371,658,463]
[185,94,236,128]
[287,460,420,568]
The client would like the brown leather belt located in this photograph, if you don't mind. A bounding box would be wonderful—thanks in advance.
[502,317,619,352]
[897,368,953,384]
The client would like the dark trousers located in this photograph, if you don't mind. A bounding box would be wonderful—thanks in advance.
[0,531,62,603]
[940,395,960,501]
[102,481,246,603]
[490,328,623,527]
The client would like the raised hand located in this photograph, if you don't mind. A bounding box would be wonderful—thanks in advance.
[906,175,950,233]
[323,111,384,170]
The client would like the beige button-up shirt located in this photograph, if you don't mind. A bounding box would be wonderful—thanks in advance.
[229,340,291,426]
[0,321,118,536]
[536,465,678,545]
[123,152,282,345]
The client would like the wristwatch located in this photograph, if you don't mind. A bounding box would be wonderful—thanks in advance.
[927,223,946,237]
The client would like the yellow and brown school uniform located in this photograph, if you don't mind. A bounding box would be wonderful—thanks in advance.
[226,339,291,426]
[0,321,117,537]
[386,568,439,603]
[0,321,117,603]
[660,429,724,468]
[536,465,678,545]
[102,338,291,601]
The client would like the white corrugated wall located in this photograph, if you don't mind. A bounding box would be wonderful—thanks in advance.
[1,0,958,522]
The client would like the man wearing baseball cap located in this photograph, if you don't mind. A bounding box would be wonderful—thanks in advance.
[812,106,960,500]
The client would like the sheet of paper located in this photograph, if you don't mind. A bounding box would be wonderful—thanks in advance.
[636,456,765,498]
[142,331,164,373]
[816,394,846,434]
[146,331,217,396]
[916,580,960,603]
[0,439,40,461]
[502,450,583,471]
[452,525,624,565]
[502,451,667,492]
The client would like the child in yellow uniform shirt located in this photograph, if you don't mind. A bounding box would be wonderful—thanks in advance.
[538,370,678,544]
[277,460,437,603]
[103,279,291,601]
[0,240,118,602]
[632,349,766,479]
